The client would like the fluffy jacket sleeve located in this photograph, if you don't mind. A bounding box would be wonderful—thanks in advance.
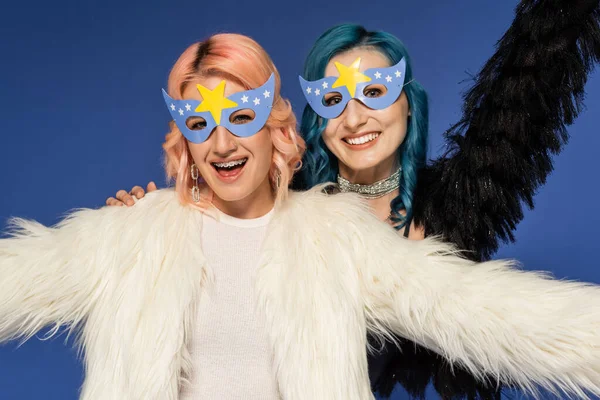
[325,192,600,398]
[0,189,178,344]
[0,210,108,342]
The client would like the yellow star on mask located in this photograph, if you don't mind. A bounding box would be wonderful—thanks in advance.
[331,57,372,98]
[195,80,238,125]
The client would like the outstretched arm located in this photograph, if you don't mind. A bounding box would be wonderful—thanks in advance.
[357,212,600,398]
[0,208,109,343]
[412,0,600,260]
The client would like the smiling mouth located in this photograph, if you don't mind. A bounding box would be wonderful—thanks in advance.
[211,158,248,170]
[211,157,248,179]
[343,133,380,145]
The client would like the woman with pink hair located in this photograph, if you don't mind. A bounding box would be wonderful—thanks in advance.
[2,33,600,400]
[108,1,600,397]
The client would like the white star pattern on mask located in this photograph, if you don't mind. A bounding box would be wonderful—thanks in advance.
[185,104,191,111]
[241,95,249,103]
[178,108,184,116]
[322,82,328,89]
[263,90,270,98]
[253,97,260,105]
[170,104,176,111]
[374,72,382,79]
[315,89,320,96]
[386,75,392,82]
[306,87,312,94]
[395,70,402,78]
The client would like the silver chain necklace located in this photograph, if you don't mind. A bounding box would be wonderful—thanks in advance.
[336,167,402,199]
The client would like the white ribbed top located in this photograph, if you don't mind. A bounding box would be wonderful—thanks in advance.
[179,207,280,400]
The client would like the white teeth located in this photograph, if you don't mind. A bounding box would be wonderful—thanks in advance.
[345,133,379,145]
[213,158,247,168]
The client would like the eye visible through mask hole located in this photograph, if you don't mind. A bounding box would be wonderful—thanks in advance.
[186,116,207,131]
[323,92,342,107]
[229,109,256,124]
[363,84,387,98]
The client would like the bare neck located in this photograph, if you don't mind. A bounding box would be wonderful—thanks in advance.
[212,176,275,219]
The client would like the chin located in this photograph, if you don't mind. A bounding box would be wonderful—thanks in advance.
[344,157,382,172]
[349,152,398,171]
[212,187,252,203]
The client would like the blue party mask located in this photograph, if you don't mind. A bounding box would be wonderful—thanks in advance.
[299,58,407,119]
[162,74,275,143]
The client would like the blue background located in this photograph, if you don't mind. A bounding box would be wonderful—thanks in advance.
[0,0,598,398]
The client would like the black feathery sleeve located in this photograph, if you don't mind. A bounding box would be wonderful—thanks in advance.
[412,0,600,262]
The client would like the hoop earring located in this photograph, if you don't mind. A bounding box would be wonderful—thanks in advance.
[191,163,200,203]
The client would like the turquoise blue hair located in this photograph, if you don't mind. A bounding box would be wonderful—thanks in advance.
[297,24,429,228]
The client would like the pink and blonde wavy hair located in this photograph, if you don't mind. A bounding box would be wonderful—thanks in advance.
[162,33,305,209]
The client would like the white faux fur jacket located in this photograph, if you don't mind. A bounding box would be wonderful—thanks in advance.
[1,187,599,399]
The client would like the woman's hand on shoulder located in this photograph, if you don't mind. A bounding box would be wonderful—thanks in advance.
[105,182,157,207]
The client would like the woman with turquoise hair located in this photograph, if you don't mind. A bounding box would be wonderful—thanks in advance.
[292,0,600,396]
[295,23,497,399]
[106,0,600,398]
